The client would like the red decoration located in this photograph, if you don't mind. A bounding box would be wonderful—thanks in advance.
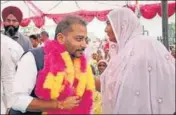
[20,18,31,27]
[140,4,159,19]
[127,5,136,12]
[96,10,111,21]
[158,2,176,17]
[78,10,96,22]
[18,2,175,28]
[32,16,45,28]
[45,14,65,24]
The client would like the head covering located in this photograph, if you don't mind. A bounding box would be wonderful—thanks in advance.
[101,7,175,114]
[97,59,108,66]
[2,6,23,23]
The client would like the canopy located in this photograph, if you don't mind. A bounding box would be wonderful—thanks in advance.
[1,1,175,28]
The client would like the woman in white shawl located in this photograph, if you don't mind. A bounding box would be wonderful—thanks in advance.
[100,7,175,114]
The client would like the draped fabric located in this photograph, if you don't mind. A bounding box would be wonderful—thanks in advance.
[20,18,31,27]
[100,7,175,114]
[18,2,175,28]
[31,16,45,28]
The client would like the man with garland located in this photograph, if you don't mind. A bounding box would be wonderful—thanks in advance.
[10,15,95,114]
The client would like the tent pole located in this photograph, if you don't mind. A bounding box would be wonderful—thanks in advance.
[161,1,169,50]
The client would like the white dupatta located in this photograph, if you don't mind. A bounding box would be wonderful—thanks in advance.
[100,8,175,114]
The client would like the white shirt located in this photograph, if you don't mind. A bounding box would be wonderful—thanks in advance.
[11,52,37,113]
[1,34,24,67]
[1,34,24,114]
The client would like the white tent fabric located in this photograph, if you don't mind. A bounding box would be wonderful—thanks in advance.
[1,1,165,19]
[1,1,175,40]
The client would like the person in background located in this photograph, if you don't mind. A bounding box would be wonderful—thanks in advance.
[90,53,99,75]
[97,50,104,62]
[29,34,40,48]
[104,49,111,62]
[36,33,41,43]
[93,59,108,114]
[2,6,32,52]
[171,49,176,58]
[84,38,94,63]
[97,60,108,75]
[1,34,24,114]
[40,31,49,46]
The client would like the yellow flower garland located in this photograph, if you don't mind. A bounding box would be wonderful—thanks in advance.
[43,51,95,100]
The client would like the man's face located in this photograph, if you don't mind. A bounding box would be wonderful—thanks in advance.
[4,14,19,36]
[40,33,48,42]
[30,39,39,48]
[58,24,87,58]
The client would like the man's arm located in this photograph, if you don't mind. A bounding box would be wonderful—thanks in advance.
[1,43,16,112]
[12,52,56,112]
[11,52,80,113]
[11,52,57,113]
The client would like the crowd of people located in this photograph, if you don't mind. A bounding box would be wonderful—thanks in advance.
[1,5,175,115]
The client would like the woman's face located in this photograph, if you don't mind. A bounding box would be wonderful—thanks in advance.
[105,20,116,43]
[98,62,107,74]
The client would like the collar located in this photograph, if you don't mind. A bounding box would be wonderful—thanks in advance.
[4,31,20,40]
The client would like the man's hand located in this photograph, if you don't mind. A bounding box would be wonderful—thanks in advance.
[26,96,81,112]
[59,96,81,110]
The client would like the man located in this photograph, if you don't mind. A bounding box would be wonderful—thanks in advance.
[2,6,33,52]
[40,31,49,46]
[1,34,24,114]
[10,15,95,114]
[29,34,40,48]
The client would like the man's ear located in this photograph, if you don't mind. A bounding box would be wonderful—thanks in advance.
[56,33,65,44]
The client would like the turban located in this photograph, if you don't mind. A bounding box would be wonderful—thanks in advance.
[2,6,23,23]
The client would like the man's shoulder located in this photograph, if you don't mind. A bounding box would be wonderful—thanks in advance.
[29,47,44,56]
[1,34,22,48]
[18,32,30,41]
[1,34,24,57]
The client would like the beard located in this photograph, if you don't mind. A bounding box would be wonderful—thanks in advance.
[4,25,19,37]
[71,48,85,58]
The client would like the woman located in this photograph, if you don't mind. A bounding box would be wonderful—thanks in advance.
[100,7,175,114]
[93,60,108,114]
[97,60,108,75]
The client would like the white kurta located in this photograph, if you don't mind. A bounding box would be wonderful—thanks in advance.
[1,34,24,114]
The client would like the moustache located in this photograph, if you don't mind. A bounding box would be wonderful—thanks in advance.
[4,25,19,36]
[76,48,85,52]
